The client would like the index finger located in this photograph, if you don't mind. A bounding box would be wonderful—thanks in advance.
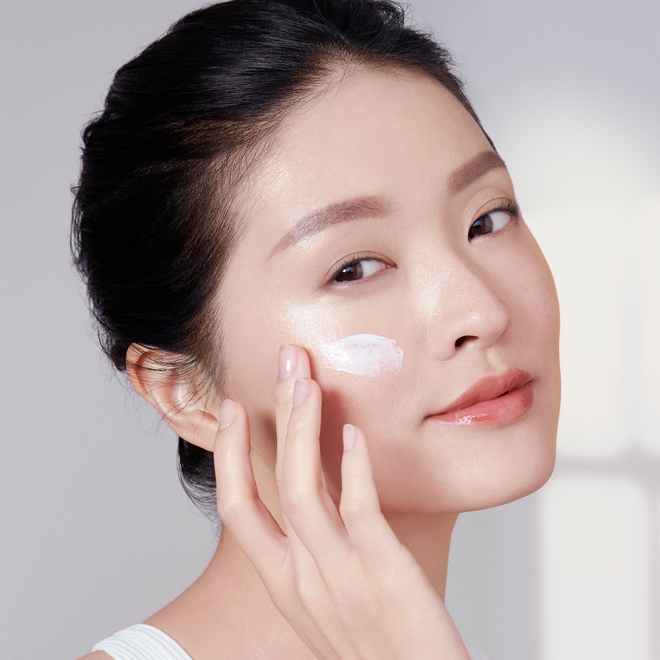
[274,344,311,489]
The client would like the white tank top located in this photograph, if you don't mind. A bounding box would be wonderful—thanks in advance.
[92,624,193,660]
[93,623,494,660]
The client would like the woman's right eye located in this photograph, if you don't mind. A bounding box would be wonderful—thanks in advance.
[333,258,388,283]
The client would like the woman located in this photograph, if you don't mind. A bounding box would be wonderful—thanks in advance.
[73,0,560,658]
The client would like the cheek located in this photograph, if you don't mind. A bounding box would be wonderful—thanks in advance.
[503,230,560,348]
[221,291,410,450]
[277,304,414,496]
[219,291,282,423]
[313,364,412,499]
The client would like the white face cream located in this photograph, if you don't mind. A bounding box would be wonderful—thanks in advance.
[320,333,403,377]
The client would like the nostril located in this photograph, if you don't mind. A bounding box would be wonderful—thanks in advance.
[455,335,476,348]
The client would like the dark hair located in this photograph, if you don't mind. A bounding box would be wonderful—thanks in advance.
[72,0,490,518]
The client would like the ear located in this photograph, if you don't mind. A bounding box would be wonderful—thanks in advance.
[126,344,219,452]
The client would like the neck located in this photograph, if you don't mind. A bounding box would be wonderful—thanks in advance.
[383,510,458,600]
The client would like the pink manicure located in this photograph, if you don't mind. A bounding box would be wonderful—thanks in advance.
[292,379,308,408]
[343,424,356,451]
[218,399,237,430]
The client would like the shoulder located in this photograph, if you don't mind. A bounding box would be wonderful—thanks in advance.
[76,653,113,660]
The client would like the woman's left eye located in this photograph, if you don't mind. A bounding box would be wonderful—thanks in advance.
[468,208,515,240]
[332,258,388,283]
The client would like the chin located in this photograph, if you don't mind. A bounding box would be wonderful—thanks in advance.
[443,385,560,513]
[461,452,556,513]
[371,412,558,516]
[446,426,558,513]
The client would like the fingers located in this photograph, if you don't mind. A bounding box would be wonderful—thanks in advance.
[213,399,286,576]
[274,344,350,559]
[339,424,400,564]
[247,342,391,573]
[281,379,323,507]
[274,344,310,489]
[279,376,350,557]
[339,424,380,520]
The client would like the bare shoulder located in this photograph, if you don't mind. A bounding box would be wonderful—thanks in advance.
[76,652,112,660]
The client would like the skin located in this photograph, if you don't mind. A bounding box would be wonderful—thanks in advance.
[79,67,560,660]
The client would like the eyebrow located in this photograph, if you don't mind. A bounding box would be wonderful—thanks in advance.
[269,150,507,257]
[269,196,391,257]
[447,150,507,194]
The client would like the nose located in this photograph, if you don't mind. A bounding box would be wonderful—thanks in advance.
[422,257,510,362]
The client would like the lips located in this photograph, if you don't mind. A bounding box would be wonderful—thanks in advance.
[428,368,534,427]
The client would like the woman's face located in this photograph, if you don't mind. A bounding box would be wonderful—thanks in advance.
[216,68,560,514]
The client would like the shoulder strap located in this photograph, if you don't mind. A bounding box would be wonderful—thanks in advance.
[92,624,193,660]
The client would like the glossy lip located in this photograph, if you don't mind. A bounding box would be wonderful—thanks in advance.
[428,368,534,427]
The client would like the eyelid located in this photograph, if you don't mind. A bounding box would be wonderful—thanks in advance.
[470,198,521,234]
[479,198,521,221]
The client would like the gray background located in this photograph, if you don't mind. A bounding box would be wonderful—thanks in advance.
[1,2,658,659]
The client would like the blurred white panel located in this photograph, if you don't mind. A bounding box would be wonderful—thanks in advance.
[638,195,660,454]
[540,474,652,660]
[531,198,626,457]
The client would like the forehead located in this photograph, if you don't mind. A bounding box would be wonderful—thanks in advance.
[233,68,493,250]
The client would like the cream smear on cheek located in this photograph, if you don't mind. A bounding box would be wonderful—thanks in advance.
[320,334,403,377]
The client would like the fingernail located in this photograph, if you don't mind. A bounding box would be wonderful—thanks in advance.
[218,399,237,430]
[278,344,297,379]
[343,424,356,452]
[292,379,308,408]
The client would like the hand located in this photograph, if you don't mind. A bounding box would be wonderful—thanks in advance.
[213,345,470,660]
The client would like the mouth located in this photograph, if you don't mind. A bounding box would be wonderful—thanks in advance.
[427,368,534,427]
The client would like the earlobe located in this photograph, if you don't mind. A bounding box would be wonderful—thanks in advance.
[125,344,218,452]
